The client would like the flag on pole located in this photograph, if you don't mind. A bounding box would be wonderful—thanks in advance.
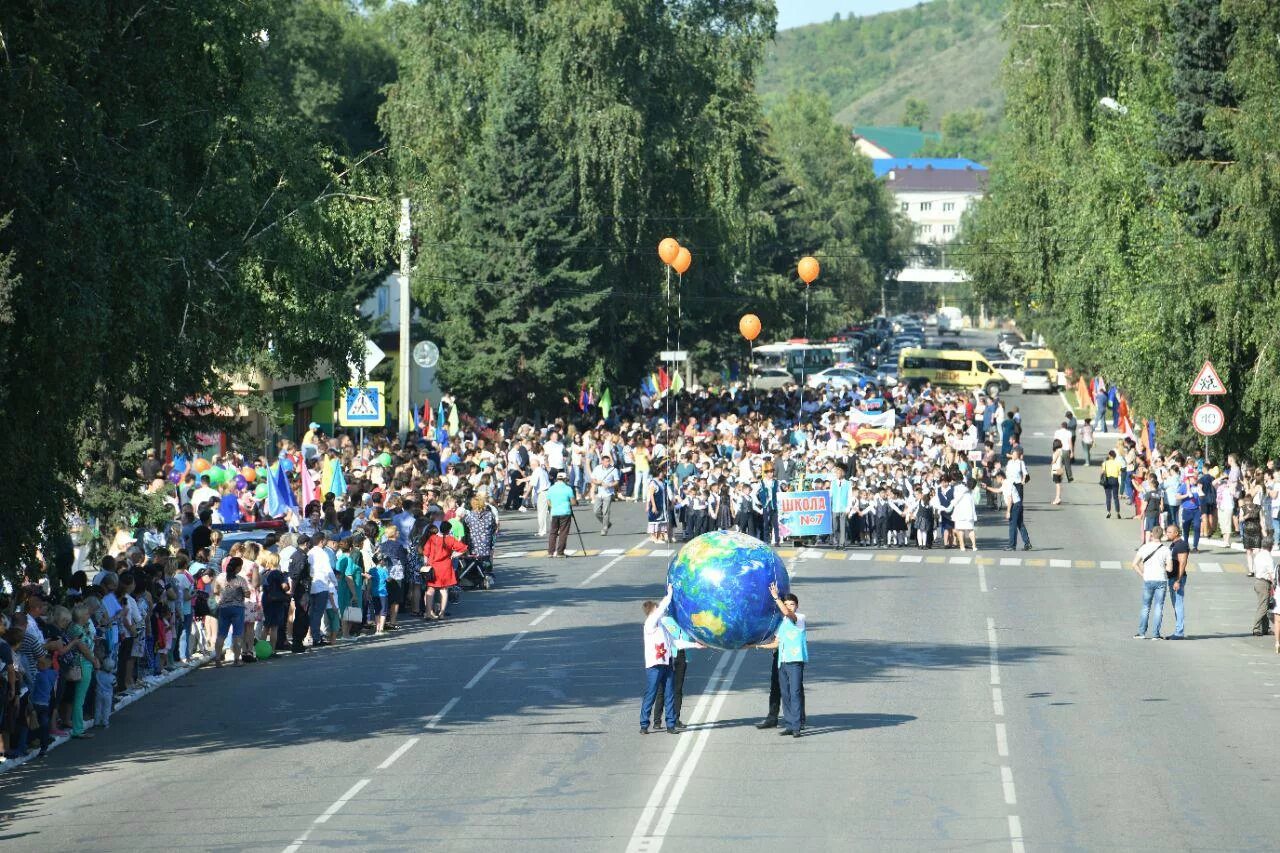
[578,384,588,412]
[330,460,348,498]
[600,388,612,419]
[671,370,684,394]
[448,401,459,437]
[320,457,336,495]
[658,366,670,391]
[266,463,297,517]
[437,400,445,432]
[300,459,317,506]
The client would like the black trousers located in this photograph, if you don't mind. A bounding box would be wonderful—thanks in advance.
[504,471,524,510]
[766,649,805,723]
[290,599,310,651]
[652,649,687,726]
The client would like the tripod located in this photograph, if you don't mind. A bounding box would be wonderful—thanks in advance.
[568,507,589,555]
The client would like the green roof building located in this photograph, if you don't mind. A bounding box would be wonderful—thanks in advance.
[851,125,942,159]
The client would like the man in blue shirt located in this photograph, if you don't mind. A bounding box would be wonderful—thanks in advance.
[546,472,576,557]
[829,466,853,549]
[755,582,807,737]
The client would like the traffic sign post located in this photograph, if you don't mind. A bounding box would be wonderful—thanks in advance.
[1192,402,1224,437]
[1189,360,1225,462]
[339,381,386,428]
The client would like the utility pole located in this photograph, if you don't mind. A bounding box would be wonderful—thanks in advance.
[397,197,412,445]
[881,278,888,317]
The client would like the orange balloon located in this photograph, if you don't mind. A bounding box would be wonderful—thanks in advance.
[658,237,681,266]
[241,466,257,483]
[739,313,762,342]
[798,256,820,284]
[192,458,211,473]
[673,246,692,275]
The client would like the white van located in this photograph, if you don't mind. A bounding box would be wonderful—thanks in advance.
[937,306,963,336]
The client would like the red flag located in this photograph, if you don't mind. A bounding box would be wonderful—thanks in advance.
[658,367,670,391]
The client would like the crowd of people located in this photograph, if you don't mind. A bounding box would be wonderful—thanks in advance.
[2,367,1050,763]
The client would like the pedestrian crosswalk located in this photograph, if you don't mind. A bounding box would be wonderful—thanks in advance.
[492,547,1249,573]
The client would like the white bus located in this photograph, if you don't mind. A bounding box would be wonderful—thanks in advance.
[751,341,836,380]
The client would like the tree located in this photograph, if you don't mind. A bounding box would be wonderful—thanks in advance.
[902,97,930,129]
[436,55,604,417]
[0,1,391,580]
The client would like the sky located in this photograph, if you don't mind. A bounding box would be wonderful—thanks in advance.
[774,0,932,31]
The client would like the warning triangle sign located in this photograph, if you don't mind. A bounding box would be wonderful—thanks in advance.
[349,390,377,415]
[1189,360,1226,395]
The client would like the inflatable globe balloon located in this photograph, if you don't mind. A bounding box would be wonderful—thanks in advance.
[667,530,790,651]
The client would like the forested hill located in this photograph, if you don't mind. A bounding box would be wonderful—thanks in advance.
[758,0,1006,129]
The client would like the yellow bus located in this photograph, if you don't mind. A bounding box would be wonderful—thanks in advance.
[898,348,1011,397]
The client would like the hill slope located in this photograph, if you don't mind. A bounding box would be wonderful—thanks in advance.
[758,0,1006,129]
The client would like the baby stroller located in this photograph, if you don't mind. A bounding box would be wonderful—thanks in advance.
[455,551,495,590]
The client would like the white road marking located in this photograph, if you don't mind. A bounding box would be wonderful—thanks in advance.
[648,651,749,844]
[951,555,973,565]
[426,696,460,729]
[1000,557,1021,566]
[600,548,625,556]
[992,687,1005,716]
[800,548,824,559]
[847,552,873,561]
[1032,431,1046,437]
[495,551,526,559]
[626,652,735,852]
[1050,559,1071,568]
[529,608,555,626]
[502,631,528,651]
[1001,765,1018,804]
[1200,562,1223,573]
[282,828,314,853]
[1009,814,1026,853]
[376,737,420,770]
[315,778,371,824]
[580,551,632,587]
[995,723,1008,757]
[651,549,675,557]
[1100,560,1122,569]
[901,554,923,563]
[465,656,499,690]
[979,564,989,593]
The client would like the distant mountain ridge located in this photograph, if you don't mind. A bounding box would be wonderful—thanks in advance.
[759,0,1006,129]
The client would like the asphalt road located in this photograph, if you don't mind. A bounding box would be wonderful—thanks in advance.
[2,329,1274,852]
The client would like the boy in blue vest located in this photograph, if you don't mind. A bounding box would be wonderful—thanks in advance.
[755,582,808,738]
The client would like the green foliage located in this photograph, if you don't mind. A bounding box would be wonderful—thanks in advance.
[758,0,1007,128]
[0,0,392,577]
[382,0,903,411]
[918,108,998,162]
[961,0,1280,459]
[902,97,930,130]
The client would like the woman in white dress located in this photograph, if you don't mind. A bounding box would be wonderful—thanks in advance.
[948,480,978,552]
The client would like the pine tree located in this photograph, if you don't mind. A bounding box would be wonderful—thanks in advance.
[436,54,604,418]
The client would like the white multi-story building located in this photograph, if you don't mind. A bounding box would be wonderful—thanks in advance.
[884,165,988,246]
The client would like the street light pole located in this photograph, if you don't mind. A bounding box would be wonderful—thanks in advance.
[397,197,412,445]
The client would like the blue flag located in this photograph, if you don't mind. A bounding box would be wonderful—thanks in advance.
[330,462,348,498]
[266,462,297,517]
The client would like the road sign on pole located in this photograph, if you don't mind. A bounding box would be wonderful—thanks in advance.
[1189,360,1226,395]
[659,350,688,362]
[339,381,386,427]
[1192,402,1224,437]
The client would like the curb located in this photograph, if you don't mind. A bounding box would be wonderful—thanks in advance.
[0,650,215,774]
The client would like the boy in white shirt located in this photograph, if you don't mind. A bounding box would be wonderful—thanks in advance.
[640,585,678,735]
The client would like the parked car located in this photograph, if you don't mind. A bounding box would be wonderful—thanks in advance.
[750,366,793,390]
[1021,368,1054,393]
[991,360,1024,384]
[806,366,872,389]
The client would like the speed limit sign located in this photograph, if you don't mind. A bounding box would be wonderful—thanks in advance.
[1193,402,1224,436]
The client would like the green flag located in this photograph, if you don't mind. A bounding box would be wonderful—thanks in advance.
[671,370,684,394]
[448,402,460,436]
[600,387,612,419]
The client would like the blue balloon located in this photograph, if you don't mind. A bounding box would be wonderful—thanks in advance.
[667,530,790,650]
[280,458,294,473]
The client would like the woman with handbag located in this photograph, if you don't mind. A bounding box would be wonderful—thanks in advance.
[336,537,364,638]
[65,603,100,738]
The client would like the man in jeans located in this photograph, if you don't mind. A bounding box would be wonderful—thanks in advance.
[1164,523,1190,639]
[307,538,338,647]
[1132,530,1171,639]
[590,453,620,535]
[985,470,1031,551]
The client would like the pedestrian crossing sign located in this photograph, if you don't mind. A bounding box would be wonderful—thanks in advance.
[1189,360,1226,396]
[339,381,386,427]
